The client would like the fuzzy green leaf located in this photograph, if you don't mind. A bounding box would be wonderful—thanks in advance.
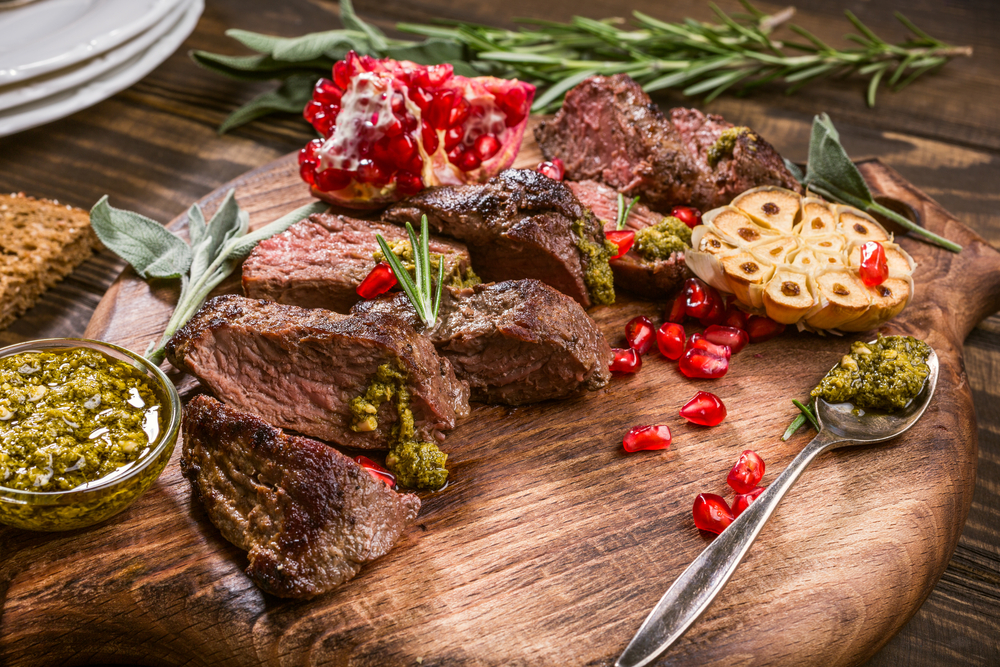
[190,190,245,282]
[89,196,191,280]
[222,201,330,261]
[339,0,388,52]
[805,112,873,203]
[218,74,317,133]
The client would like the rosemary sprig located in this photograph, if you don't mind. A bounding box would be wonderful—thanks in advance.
[191,0,971,132]
[615,193,640,231]
[781,398,820,440]
[786,113,961,253]
[375,215,444,327]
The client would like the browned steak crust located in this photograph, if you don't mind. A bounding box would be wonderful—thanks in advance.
[166,294,470,448]
[568,180,690,299]
[242,213,472,313]
[383,169,606,308]
[354,279,612,404]
[182,395,420,599]
[535,74,802,212]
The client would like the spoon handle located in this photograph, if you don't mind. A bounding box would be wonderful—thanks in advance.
[616,428,844,667]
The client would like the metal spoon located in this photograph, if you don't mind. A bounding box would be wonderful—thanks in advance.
[616,346,939,667]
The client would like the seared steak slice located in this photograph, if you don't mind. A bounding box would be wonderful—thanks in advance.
[242,213,473,313]
[182,395,420,599]
[568,180,689,299]
[535,74,802,211]
[383,169,613,308]
[670,107,802,209]
[166,295,470,449]
[354,279,612,405]
[535,74,699,211]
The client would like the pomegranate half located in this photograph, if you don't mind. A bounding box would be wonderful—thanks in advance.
[298,52,536,208]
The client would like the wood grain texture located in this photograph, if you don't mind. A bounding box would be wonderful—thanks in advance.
[1,1,999,665]
[1,129,997,665]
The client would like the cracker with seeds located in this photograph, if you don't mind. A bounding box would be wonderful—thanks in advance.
[0,193,100,330]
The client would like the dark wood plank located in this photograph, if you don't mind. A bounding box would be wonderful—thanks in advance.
[0,1,998,664]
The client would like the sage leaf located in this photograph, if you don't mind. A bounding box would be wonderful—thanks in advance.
[339,0,388,53]
[189,51,331,81]
[190,190,245,282]
[89,196,192,280]
[805,112,872,203]
[222,201,330,261]
[218,74,317,134]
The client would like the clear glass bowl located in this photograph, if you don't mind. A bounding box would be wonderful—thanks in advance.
[0,338,180,531]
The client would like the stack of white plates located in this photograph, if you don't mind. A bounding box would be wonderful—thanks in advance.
[0,0,204,137]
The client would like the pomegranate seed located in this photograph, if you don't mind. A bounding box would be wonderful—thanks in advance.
[732,486,765,518]
[449,98,471,127]
[298,138,321,166]
[665,293,686,323]
[703,325,749,354]
[411,86,434,112]
[395,171,423,196]
[354,455,396,488]
[401,113,418,133]
[698,295,726,326]
[372,136,394,165]
[746,315,785,343]
[475,134,501,161]
[622,424,672,453]
[444,127,464,151]
[358,160,390,186]
[624,316,655,354]
[415,63,453,88]
[357,262,398,299]
[421,121,439,154]
[671,205,702,228]
[610,347,641,374]
[536,159,565,181]
[390,92,406,114]
[678,347,729,379]
[858,240,889,287]
[501,86,528,126]
[314,167,351,192]
[679,391,727,426]
[693,493,734,534]
[299,163,316,186]
[685,333,731,360]
[428,90,458,129]
[684,278,721,319]
[384,117,404,137]
[605,230,635,259]
[388,134,417,164]
[332,59,352,89]
[457,150,481,171]
[314,78,343,106]
[401,152,423,175]
[727,450,766,494]
[656,322,686,360]
[358,54,378,71]
[722,304,748,330]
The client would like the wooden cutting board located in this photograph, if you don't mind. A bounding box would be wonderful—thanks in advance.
[2,128,999,666]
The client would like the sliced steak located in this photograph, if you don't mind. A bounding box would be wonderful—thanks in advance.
[354,279,612,405]
[166,294,470,449]
[568,179,690,299]
[182,394,420,599]
[534,74,699,211]
[535,74,802,211]
[242,213,473,313]
[670,107,802,209]
[383,169,613,308]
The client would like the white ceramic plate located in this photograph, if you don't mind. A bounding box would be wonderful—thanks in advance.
[0,0,184,84]
[0,0,191,112]
[0,0,203,137]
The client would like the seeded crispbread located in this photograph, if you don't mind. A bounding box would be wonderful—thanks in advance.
[0,193,100,330]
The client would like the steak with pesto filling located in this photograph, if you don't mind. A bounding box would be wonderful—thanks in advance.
[534,74,802,212]
[165,294,470,449]
[181,394,420,599]
[383,169,615,308]
[567,179,691,299]
[353,279,613,405]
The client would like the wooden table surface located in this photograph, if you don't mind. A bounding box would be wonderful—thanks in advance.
[0,1,997,665]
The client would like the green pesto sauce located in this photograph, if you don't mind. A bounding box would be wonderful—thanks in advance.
[374,240,481,289]
[571,216,616,306]
[633,216,692,261]
[0,348,162,492]
[707,126,757,167]
[811,335,931,411]
[349,362,448,490]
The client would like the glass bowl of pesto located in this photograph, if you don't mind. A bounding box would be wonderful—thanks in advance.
[0,338,180,531]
